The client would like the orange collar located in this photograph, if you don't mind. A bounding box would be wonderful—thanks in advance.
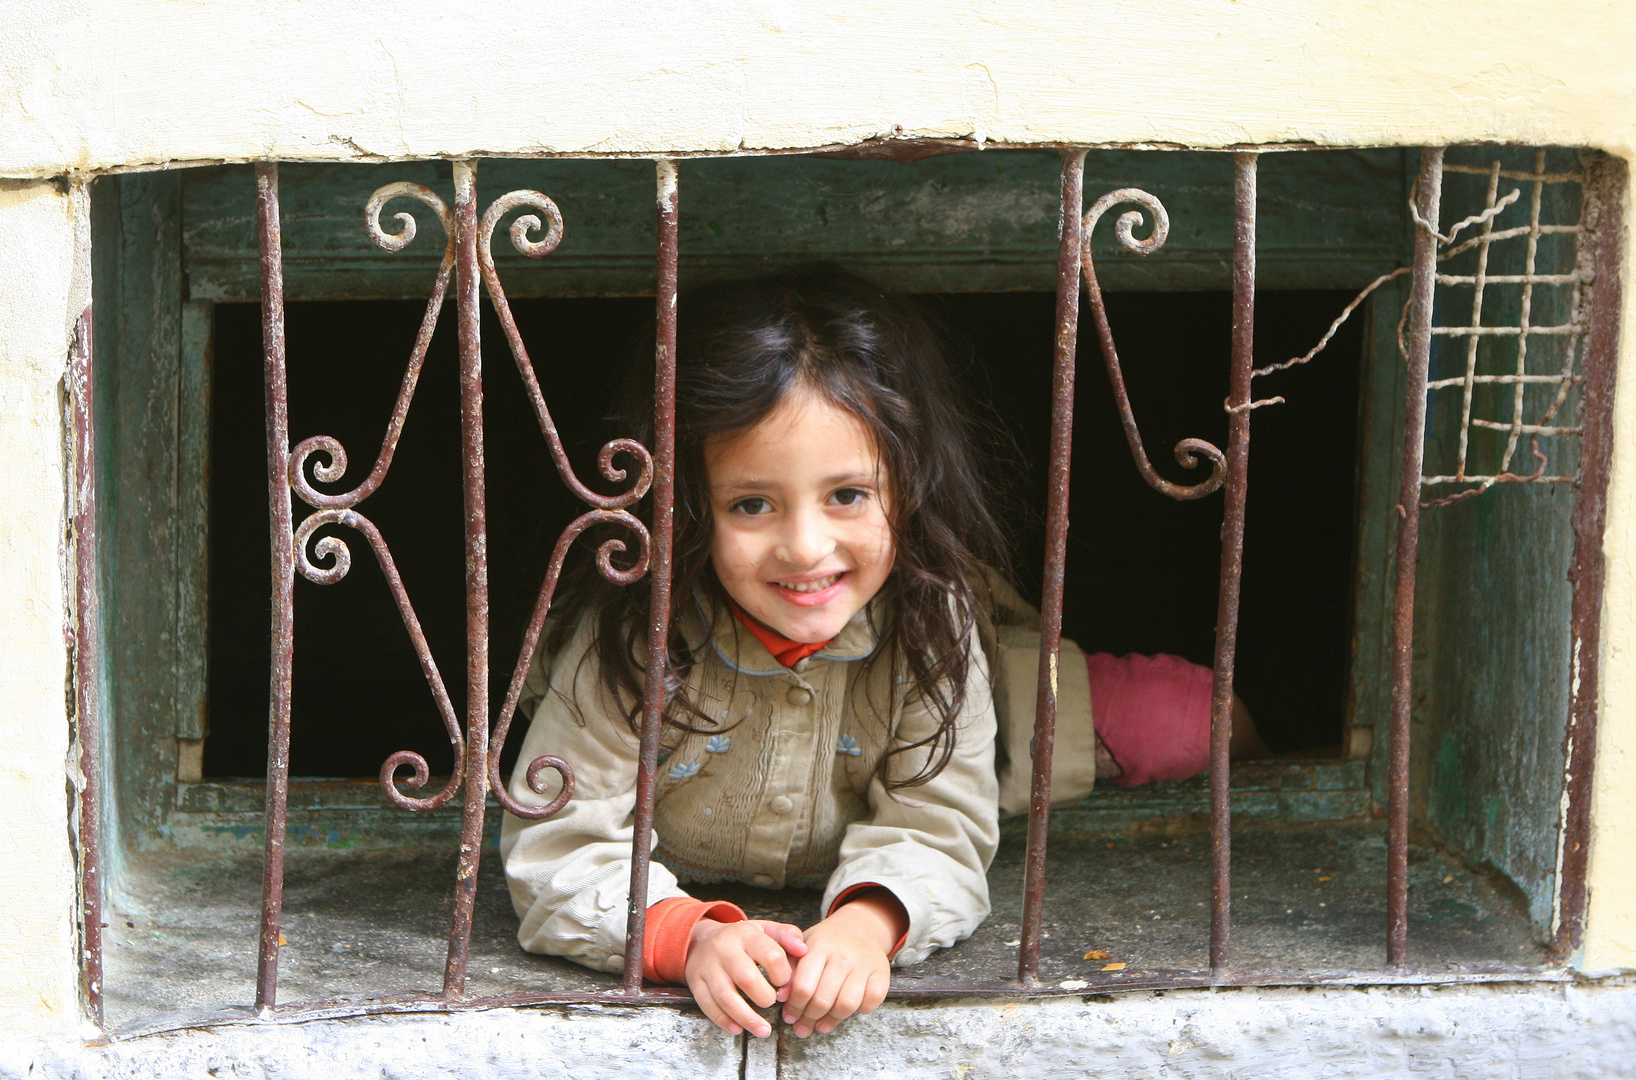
[725,599,832,668]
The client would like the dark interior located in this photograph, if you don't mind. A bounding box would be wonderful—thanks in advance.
[204,290,1362,779]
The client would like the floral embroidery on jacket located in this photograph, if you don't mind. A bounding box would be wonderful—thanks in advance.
[705,735,732,754]
[666,759,701,780]
[836,733,862,756]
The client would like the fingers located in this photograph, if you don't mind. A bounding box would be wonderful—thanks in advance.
[686,922,798,1038]
[815,977,866,1035]
[785,954,851,1038]
[795,961,851,1038]
[782,950,892,1037]
[863,966,890,1013]
[756,920,810,960]
[814,967,889,1035]
[694,974,771,1038]
[745,925,796,988]
[781,950,824,1031]
[724,948,780,1009]
[691,979,740,1035]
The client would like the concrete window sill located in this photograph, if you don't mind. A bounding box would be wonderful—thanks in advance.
[106,780,1547,1037]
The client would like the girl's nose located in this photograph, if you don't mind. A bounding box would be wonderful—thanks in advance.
[775,507,836,567]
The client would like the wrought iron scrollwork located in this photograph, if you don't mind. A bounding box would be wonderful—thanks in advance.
[1081,188,1228,501]
[489,507,650,819]
[282,183,469,812]
[293,507,466,811]
[476,189,653,511]
[282,174,658,819]
[475,187,654,817]
[291,186,456,511]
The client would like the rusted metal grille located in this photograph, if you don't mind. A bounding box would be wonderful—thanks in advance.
[1383,149,1623,965]
[69,144,1624,1024]
[1421,150,1592,504]
[1033,153,1250,981]
[248,160,673,1009]
[993,145,1617,980]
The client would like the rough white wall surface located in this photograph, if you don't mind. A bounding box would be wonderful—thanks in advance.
[0,179,83,1035]
[2,1006,741,1080]
[0,985,1632,1079]
[777,984,1636,1080]
[1583,178,1636,975]
[0,0,1632,175]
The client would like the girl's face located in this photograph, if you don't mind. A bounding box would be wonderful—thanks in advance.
[704,386,895,644]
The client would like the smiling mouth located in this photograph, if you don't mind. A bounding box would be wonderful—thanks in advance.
[773,572,846,594]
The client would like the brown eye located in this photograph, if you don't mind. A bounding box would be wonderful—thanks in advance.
[732,497,771,515]
[831,487,868,506]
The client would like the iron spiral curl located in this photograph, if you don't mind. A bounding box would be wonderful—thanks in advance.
[292,507,466,812]
[289,185,457,510]
[477,189,654,512]
[478,189,564,261]
[1081,188,1228,501]
[488,508,652,819]
[366,182,454,253]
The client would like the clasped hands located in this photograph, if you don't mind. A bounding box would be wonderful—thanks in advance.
[684,890,905,1038]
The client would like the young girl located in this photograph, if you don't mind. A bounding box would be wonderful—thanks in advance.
[501,267,1259,1040]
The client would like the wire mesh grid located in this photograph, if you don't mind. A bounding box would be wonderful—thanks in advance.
[1419,148,1595,507]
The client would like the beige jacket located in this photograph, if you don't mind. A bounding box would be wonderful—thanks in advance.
[500,585,1094,974]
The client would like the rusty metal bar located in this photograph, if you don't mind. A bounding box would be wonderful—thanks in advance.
[1552,154,1625,960]
[1018,149,1086,986]
[254,161,296,1012]
[443,160,488,998]
[1205,152,1258,977]
[1387,147,1445,969]
[70,293,104,1027]
[624,158,680,992]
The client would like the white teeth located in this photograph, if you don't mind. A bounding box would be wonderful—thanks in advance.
[778,573,841,594]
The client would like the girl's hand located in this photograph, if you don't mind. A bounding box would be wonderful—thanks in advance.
[685,918,808,1037]
[780,891,904,1037]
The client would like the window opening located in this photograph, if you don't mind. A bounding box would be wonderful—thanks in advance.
[81,145,1621,1030]
[203,289,1361,779]
[204,297,652,780]
[950,289,1361,756]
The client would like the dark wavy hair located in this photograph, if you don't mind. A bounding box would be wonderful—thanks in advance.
[550,265,1007,789]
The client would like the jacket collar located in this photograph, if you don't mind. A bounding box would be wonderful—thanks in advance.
[691,591,879,677]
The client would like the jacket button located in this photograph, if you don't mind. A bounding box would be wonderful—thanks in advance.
[770,795,794,815]
[787,686,813,706]
[752,874,775,887]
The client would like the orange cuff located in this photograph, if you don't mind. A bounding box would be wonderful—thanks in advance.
[641,897,748,985]
[828,883,910,958]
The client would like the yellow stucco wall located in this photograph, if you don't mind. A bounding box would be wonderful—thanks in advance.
[1,1,1633,173]
[1582,180,1636,974]
[0,179,86,1035]
[0,0,1633,1033]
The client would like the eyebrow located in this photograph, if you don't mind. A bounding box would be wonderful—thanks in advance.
[713,471,879,494]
